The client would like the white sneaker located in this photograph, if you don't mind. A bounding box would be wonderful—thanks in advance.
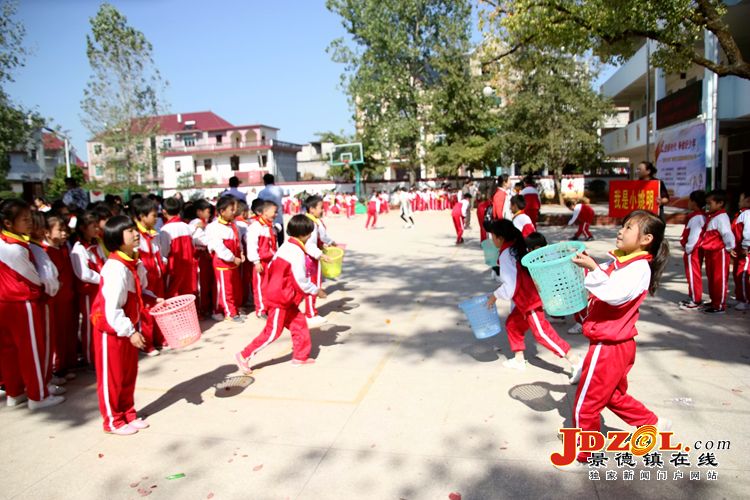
[128,418,150,430]
[28,395,65,410]
[735,302,749,311]
[211,313,225,321]
[306,315,328,329]
[567,323,583,335]
[146,349,160,357]
[47,383,67,396]
[656,417,673,432]
[108,424,138,436]
[50,376,67,386]
[6,394,27,407]
[502,358,527,371]
[569,359,584,385]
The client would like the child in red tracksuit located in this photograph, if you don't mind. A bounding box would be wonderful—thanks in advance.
[132,197,167,353]
[187,199,214,317]
[206,196,244,322]
[245,199,278,318]
[520,177,542,225]
[91,215,156,435]
[486,220,582,382]
[699,190,736,314]
[452,193,471,244]
[44,214,79,381]
[510,195,535,238]
[566,198,595,241]
[365,192,380,229]
[303,195,336,328]
[731,191,750,311]
[566,210,671,467]
[235,215,326,373]
[0,199,64,409]
[160,197,196,298]
[71,211,107,366]
[678,190,707,310]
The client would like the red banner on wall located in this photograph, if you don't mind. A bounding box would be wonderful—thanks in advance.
[608,180,660,217]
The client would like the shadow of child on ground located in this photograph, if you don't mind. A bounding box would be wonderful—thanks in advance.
[249,324,351,371]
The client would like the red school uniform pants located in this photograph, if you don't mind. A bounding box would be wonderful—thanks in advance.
[252,259,272,316]
[683,250,704,304]
[734,252,749,304]
[305,259,322,318]
[240,306,311,362]
[574,221,593,239]
[51,291,79,374]
[573,339,657,462]
[505,306,570,357]
[704,248,730,309]
[94,330,138,432]
[215,265,241,317]
[196,250,214,316]
[0,300,50,402]
[79,292,97,365]
[365,208,378,228]
[452,214,464,242]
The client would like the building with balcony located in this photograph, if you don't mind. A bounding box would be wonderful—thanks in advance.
[86,111,303,189]
[599,1,750,197]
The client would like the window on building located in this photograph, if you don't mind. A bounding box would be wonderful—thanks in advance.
[204,158,213,170]
[261,154,267,167]
[94,144,102,155]
[162,138,172,149]
[216,134,223,144]
[194,160,198,169]
[136,143,144,154]
[183,135,196,147]
[115,145,122,153]
[95,165,104,177]
[29,149,37,161]
[175,160,181,172]
[230,155,240,171]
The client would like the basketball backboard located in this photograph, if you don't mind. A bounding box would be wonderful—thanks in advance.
[329,142,364,166]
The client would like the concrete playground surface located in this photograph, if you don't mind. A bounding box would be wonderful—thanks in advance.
[1,209,748,499]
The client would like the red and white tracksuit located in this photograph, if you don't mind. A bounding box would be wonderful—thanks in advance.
[0,231,50,402]
[240,238,318,362]
[245,216,278,316]
[520,186,541,225]
[160,217,197,298]
[569,203,594,239]
[304,214,335,318]
[71,239,106,365]
[365,196,380,228]
[136,223,166,350]
[44,241,79,374]
[731,209,750,304]
[699,210,735,310]
[512,211,536,238]
[189,218,213,316]
[90,251,153,432]
[206,217,243,317]
[492,189,511,220]
[235,218,252,307]
[573,250,658,462]
[29,241,60,386]
[493,242,570,357]
[680,211,706,304]
[452,199,469,242]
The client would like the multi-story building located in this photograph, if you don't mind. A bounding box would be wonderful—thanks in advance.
[600,2,750,196]
[86,111,303,189]
[296,141,335,180]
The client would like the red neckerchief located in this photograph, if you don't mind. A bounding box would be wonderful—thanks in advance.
[687,210,705,222]
[258,216,277,249]
[109,251,144,313]
[83,238,105,269]
[166,215,182,225]
[605,250,652,272]
[219,217,241,248]
[289,237,308,255]
[701,209,727,239]
[137,229,165,274]
[1,231,35,267]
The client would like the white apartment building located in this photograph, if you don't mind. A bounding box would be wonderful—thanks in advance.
[296,141,335,180]
[86,111,303,189]
[600,1,750,196]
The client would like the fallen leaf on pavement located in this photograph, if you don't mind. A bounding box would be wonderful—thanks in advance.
[98,453,104,458]
[449,493,462,500]
[253,464,263,472]
[137,488,152,497]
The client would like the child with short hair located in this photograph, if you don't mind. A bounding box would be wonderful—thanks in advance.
[186,199,214,317]
[131,197,166,353]
[510,195,535,238]
[679,190,707,310]
[566,198,595,241]
[71,210,107,366]
[303,195,336,328]
[206,196,244,322]
[235,215,326,373]
[699,190,736,313]
[245,199,278,318]
[731,190,750,311]
[160,197,196,298]
[486,220,582,382]
[0,200,63,409]
[520,176,542,225]
[451,193,471,244]
[566,210,671,468]
[476,191,492,242]
[91,215,155,435]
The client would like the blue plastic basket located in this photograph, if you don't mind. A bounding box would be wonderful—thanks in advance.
[458,295,503,339]
[481,239,499,267]
[520,241,588,316]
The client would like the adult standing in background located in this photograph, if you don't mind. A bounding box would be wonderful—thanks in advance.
[257,173,288,244]
[492,174,512,221]
[637,161,670,220]
[220,176,247,203]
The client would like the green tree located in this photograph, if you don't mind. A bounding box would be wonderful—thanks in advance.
[326,0,475,182]
[81,3,168,187]
[494,49,612,202]
[0,1,43,187]
[47,164,86,199]
[479,0,750,80]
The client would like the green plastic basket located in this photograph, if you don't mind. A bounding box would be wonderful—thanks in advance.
[520,241,588,316]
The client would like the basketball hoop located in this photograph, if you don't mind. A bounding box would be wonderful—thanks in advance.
[343,159,350,168]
